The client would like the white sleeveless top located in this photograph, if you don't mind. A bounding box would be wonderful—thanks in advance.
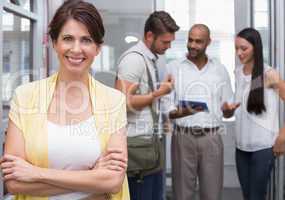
[47,116,101,200]
[234,65,279,152]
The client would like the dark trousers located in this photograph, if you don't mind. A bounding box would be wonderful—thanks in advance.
[128,170,164,200]
[235,148,275,200]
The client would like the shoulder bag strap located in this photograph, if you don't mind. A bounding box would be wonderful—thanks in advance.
[117,51,159,134]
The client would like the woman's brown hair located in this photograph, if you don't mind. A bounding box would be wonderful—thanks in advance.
[48,0,105,45]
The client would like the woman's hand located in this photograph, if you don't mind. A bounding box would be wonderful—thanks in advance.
[93,149,127,172]
[273,128,285,157]
[0,154,42,182]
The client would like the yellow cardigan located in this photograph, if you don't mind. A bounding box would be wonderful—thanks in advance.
[9,73,130,200]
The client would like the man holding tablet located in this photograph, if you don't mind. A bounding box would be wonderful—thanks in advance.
[162,24,239,200]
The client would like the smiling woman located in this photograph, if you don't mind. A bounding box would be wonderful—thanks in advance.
[53,19,100,76]
[0,1,129,200]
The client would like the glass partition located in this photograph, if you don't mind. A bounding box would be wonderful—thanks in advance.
[2,10,32,125]
[253,0,271,65]
[86,0,154,87]
[9,0,32,11]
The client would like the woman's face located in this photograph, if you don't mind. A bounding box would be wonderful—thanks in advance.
[235,36,254,65]
[53,19,100,75]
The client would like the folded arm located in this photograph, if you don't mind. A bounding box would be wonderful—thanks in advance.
[2,120,72,196]
[2,120,127,195]
[4,180,72,196]
[36,128,127,193]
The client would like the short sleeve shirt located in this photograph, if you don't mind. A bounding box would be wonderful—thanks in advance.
[117,41,160,136]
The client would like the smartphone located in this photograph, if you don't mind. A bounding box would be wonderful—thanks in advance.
[178,100,209,112]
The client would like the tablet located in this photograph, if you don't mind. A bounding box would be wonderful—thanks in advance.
[178,100,209,111]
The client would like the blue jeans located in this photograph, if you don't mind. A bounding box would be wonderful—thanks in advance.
[235,148,275,200]
[128,170,164,200]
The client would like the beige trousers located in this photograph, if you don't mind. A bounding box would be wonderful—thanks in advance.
[171,127,224,200]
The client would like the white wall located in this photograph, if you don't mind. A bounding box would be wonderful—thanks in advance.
[88,0,154,14]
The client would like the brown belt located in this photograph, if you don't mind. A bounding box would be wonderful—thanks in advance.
[175,125,220,136]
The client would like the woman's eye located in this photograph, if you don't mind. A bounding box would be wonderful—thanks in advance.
[63,37,73,41]
[82,38,93,44]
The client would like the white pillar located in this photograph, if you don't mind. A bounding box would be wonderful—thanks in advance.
[0,0,4,198]
[275,0,285,199]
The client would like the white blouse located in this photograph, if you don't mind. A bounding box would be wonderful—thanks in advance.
[234,65,279,152]
[47,116,101,200]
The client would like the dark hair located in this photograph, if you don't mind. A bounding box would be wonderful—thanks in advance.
[144,11,179,36]
[48,0,105,45]
[237,27,266,115]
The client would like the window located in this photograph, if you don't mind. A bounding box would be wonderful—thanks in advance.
[2,10,32,122]
[87,0,154,86]
[164,0,189,31]
[253,0,271,64]
[164,0,235,89]
[1,1,45,198]
[1,0,45,131]
[10,0,31,11]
